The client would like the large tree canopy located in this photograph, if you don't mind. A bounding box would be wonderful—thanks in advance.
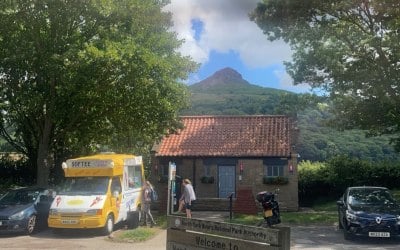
[0,0,197,186]
[251,0,400,149]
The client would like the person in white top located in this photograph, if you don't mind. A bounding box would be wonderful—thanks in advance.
[179,178,196,218]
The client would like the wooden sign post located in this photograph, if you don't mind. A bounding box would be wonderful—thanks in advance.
[166,216,290,250]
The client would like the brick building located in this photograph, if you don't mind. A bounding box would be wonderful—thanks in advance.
[151,115,299,213]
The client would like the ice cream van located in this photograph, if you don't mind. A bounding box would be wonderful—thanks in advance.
[48,153,144,235]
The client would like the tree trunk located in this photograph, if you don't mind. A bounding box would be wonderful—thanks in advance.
[36,117,53,187]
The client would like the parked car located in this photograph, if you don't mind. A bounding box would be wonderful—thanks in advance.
[0,187,54,234]
[337,186,400,240]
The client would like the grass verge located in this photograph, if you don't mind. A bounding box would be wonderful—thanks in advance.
[281,211,337,225]
[111,213,167,242]
[113,200,339,242]
[228,200,338,226]
[113,227,158,242]
[228,212,336,226]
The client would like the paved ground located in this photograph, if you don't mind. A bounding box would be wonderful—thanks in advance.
[2,211,400,249]
[290,224,400,250]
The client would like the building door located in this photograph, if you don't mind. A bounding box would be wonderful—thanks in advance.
[218,165,235,198]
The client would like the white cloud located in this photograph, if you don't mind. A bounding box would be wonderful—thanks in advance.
[274,69,311,93]
[164,0,292,68]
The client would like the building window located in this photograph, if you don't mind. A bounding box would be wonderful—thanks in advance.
[160,165,168,176]
[264,165,284,177]
[156,164,169,183]
[204,165,211,176]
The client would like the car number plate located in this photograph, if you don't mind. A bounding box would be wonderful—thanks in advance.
[61,219,78,224]
[264,209,273,217]
[369,232,390,237]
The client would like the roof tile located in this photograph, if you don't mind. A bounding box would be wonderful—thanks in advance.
[155,115,293,157]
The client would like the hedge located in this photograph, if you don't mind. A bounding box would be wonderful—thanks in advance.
[298,155,400,206]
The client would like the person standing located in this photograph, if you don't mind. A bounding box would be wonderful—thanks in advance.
[179,178,196,218]
[141,180,156,227]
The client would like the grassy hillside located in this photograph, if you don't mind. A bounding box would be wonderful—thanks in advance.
[183,81,289,116]
[182,69,400,162]
[297,106,400,162]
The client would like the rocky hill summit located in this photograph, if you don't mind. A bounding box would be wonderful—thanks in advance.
[191,67,250,89]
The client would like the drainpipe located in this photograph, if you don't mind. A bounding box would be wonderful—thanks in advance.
[192,158,196,189]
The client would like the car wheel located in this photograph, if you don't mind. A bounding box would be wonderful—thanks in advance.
[26,215,37,234]
[102,214,114,235]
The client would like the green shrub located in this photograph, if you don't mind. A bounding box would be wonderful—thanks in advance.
[298,160,332,206]
[0,156,35,189]
[299,156,400,206]
[263,176,288,185]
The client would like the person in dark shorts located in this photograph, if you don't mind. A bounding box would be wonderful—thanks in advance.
[141,180,156,227]
[179,178,196,218]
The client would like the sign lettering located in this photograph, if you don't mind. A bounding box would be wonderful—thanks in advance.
[170,217,277,244]
[67,159,113,168]
[195,236,227,249]
[167,229,271,250]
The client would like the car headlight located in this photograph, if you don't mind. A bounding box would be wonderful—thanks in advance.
[346,210,357,221]
[86,209,102,215]
[49,209,59,216]
[10,211,25,220]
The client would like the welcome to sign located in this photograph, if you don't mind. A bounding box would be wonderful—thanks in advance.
[166,216,290,250]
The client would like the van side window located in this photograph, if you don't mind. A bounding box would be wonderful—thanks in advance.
[126,165,142,189]
[111,177,121,194]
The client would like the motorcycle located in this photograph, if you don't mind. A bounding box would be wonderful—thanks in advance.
[256,189,281,227]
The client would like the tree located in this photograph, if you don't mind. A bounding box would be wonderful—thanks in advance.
[251,0,400,149]
[0,0,197,186]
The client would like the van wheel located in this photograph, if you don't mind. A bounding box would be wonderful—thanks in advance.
[25,215,37,234]
[127,211,140,229]
[102,214,114,235]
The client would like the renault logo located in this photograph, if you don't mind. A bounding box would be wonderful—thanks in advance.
[375,216,382,224]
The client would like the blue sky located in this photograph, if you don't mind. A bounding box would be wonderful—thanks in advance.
[196,48,284,90]
[164,0,312,94]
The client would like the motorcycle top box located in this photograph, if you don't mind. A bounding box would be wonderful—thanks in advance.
[256,191,275,203]
[256,190,281,227]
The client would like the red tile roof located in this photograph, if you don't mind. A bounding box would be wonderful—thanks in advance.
[155,115,293,157]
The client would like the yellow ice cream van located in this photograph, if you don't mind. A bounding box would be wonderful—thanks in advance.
[48,153,144,234]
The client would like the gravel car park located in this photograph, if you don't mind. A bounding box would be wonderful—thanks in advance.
[1,224,400,250]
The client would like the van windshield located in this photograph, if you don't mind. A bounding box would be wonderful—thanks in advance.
[59,177,109,195]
